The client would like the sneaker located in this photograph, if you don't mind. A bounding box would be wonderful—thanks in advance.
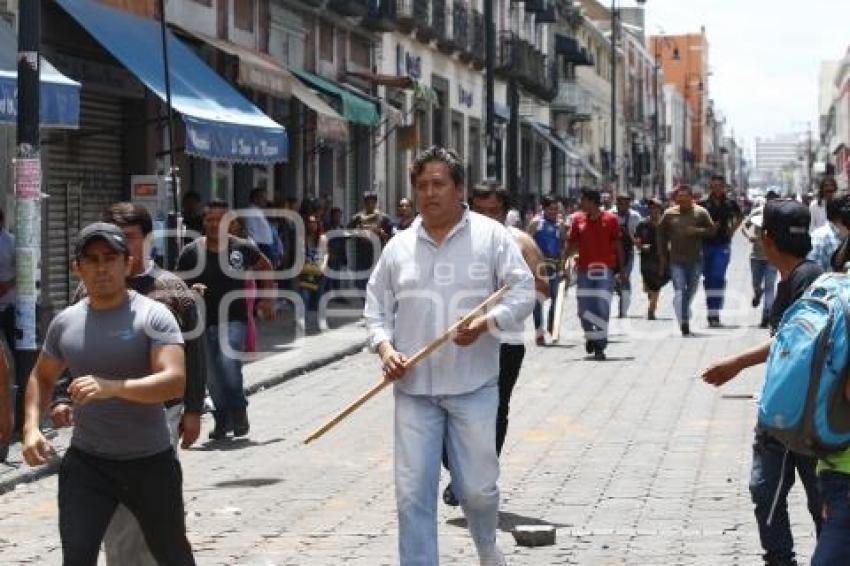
[209,421,228,440]
[585,340,594,354]
[593,348,607,361]
[707,316,721,328]
[681,323,691,336]
[648,310,656,321]
[232,409,250,437]
[478,546,507,566]
[759,316,769,329]
[752,289,763,308]
[442,484,459,507]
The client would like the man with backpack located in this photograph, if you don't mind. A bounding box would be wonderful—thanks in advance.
[700,199,822,566]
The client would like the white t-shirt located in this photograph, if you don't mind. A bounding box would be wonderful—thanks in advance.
[810,201,827,232]
[243,204,274,246]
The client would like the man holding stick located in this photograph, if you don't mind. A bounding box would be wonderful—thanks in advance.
[365,147,535,565]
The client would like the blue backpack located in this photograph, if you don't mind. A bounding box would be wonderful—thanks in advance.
[760,272,850,457]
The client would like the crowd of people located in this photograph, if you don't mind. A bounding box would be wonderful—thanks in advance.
[0,143,847,565]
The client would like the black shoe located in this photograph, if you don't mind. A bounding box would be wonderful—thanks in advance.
[759,317,769,329]
[648,310,656,321]
[443,484,459,507]
[681,323,691,336]
[752,290,763,308]
[209,421,228,440]
[232,409,250,437]
[707,316,721,328]
[585,340,594,354]
[593,347,607,361]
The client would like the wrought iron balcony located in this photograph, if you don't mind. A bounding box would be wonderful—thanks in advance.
[495,32,523,79]
[431,0,448,43]
[328,0,369,18]
[363,0,418,32]
[436,1,468,54]
[468,9,485,68]
[414,0,435,41]
[552,79,592,119]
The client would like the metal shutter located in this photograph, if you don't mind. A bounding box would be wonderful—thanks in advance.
[43,91,124,313]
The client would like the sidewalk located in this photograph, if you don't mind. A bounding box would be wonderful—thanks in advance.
[0,307,368,495]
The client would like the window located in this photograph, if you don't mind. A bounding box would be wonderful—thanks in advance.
[350,36,370,69]
[234,0,255,32]
[319,22,334,63]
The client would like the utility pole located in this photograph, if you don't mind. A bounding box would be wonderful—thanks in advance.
[13,1,42,432]
[610,1,617,194]
[484,0,496,180]
[158,0,181,270]
[653,44,660,199]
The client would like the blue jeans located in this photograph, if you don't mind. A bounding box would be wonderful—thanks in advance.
[702,241,731,317]
[205,321,248,421]
[616,252,634,317]
[395,383,500,565]
[812,472,850,565]
[749,431,821,565]
[750,259,778,318]
[576,267,615,350]
[670,262,702,324]
[533,262,560,334]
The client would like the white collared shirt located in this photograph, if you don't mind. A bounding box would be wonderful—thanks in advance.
[365,209,535,396]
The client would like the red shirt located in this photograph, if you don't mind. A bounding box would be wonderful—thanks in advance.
[568,210,621,270]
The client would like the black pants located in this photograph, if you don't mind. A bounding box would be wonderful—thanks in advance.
[444,343,526,472]
[496,343,526,454]
[58,447,195,566]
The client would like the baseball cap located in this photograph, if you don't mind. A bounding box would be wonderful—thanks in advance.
[74,222,129,257]
[363,191,378,201]
[750,199,810,239]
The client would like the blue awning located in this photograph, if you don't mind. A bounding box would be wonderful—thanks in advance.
[0,21,79,128]
[55,0,288,164]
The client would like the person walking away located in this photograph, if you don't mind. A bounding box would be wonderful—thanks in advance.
[743,207,779,330]
[299,214,328,334]
[701,199,823,566]
[393,197,416,235]
[21,222,195,565]
[349,191,393,292]
[49,204,206,565]
[564,188,624,361]
[527,194,568,345]
[614,192,643,318]
[657,185,715,336]
[442,181,548,507]
[807,195,848,272]
[366,146,534,566]
[810,175,838,231]
[699,175,742,327]
[633,199,667,320]
[176,200,275,440]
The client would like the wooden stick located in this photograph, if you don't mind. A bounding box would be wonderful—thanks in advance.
[303,285,512,444]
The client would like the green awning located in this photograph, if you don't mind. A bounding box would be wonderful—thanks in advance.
[292,68,380,127]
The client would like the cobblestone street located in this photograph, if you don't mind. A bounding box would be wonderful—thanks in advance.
[0,237,818,564]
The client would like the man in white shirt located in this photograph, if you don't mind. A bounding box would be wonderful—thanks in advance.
[243,187,275,260]
[365,147,534,566]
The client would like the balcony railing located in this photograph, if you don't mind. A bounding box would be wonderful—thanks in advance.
[328,0,369,18]
[552,80,592,118]
[436,0,467,54]
[468,10,485,68]
[431,0,447,42]
[495,32,523,78]
[413,0,434,40]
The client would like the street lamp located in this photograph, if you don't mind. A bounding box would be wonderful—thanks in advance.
[610,0,646,196]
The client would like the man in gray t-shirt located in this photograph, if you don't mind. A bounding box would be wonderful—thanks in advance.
[21,222,195,565]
